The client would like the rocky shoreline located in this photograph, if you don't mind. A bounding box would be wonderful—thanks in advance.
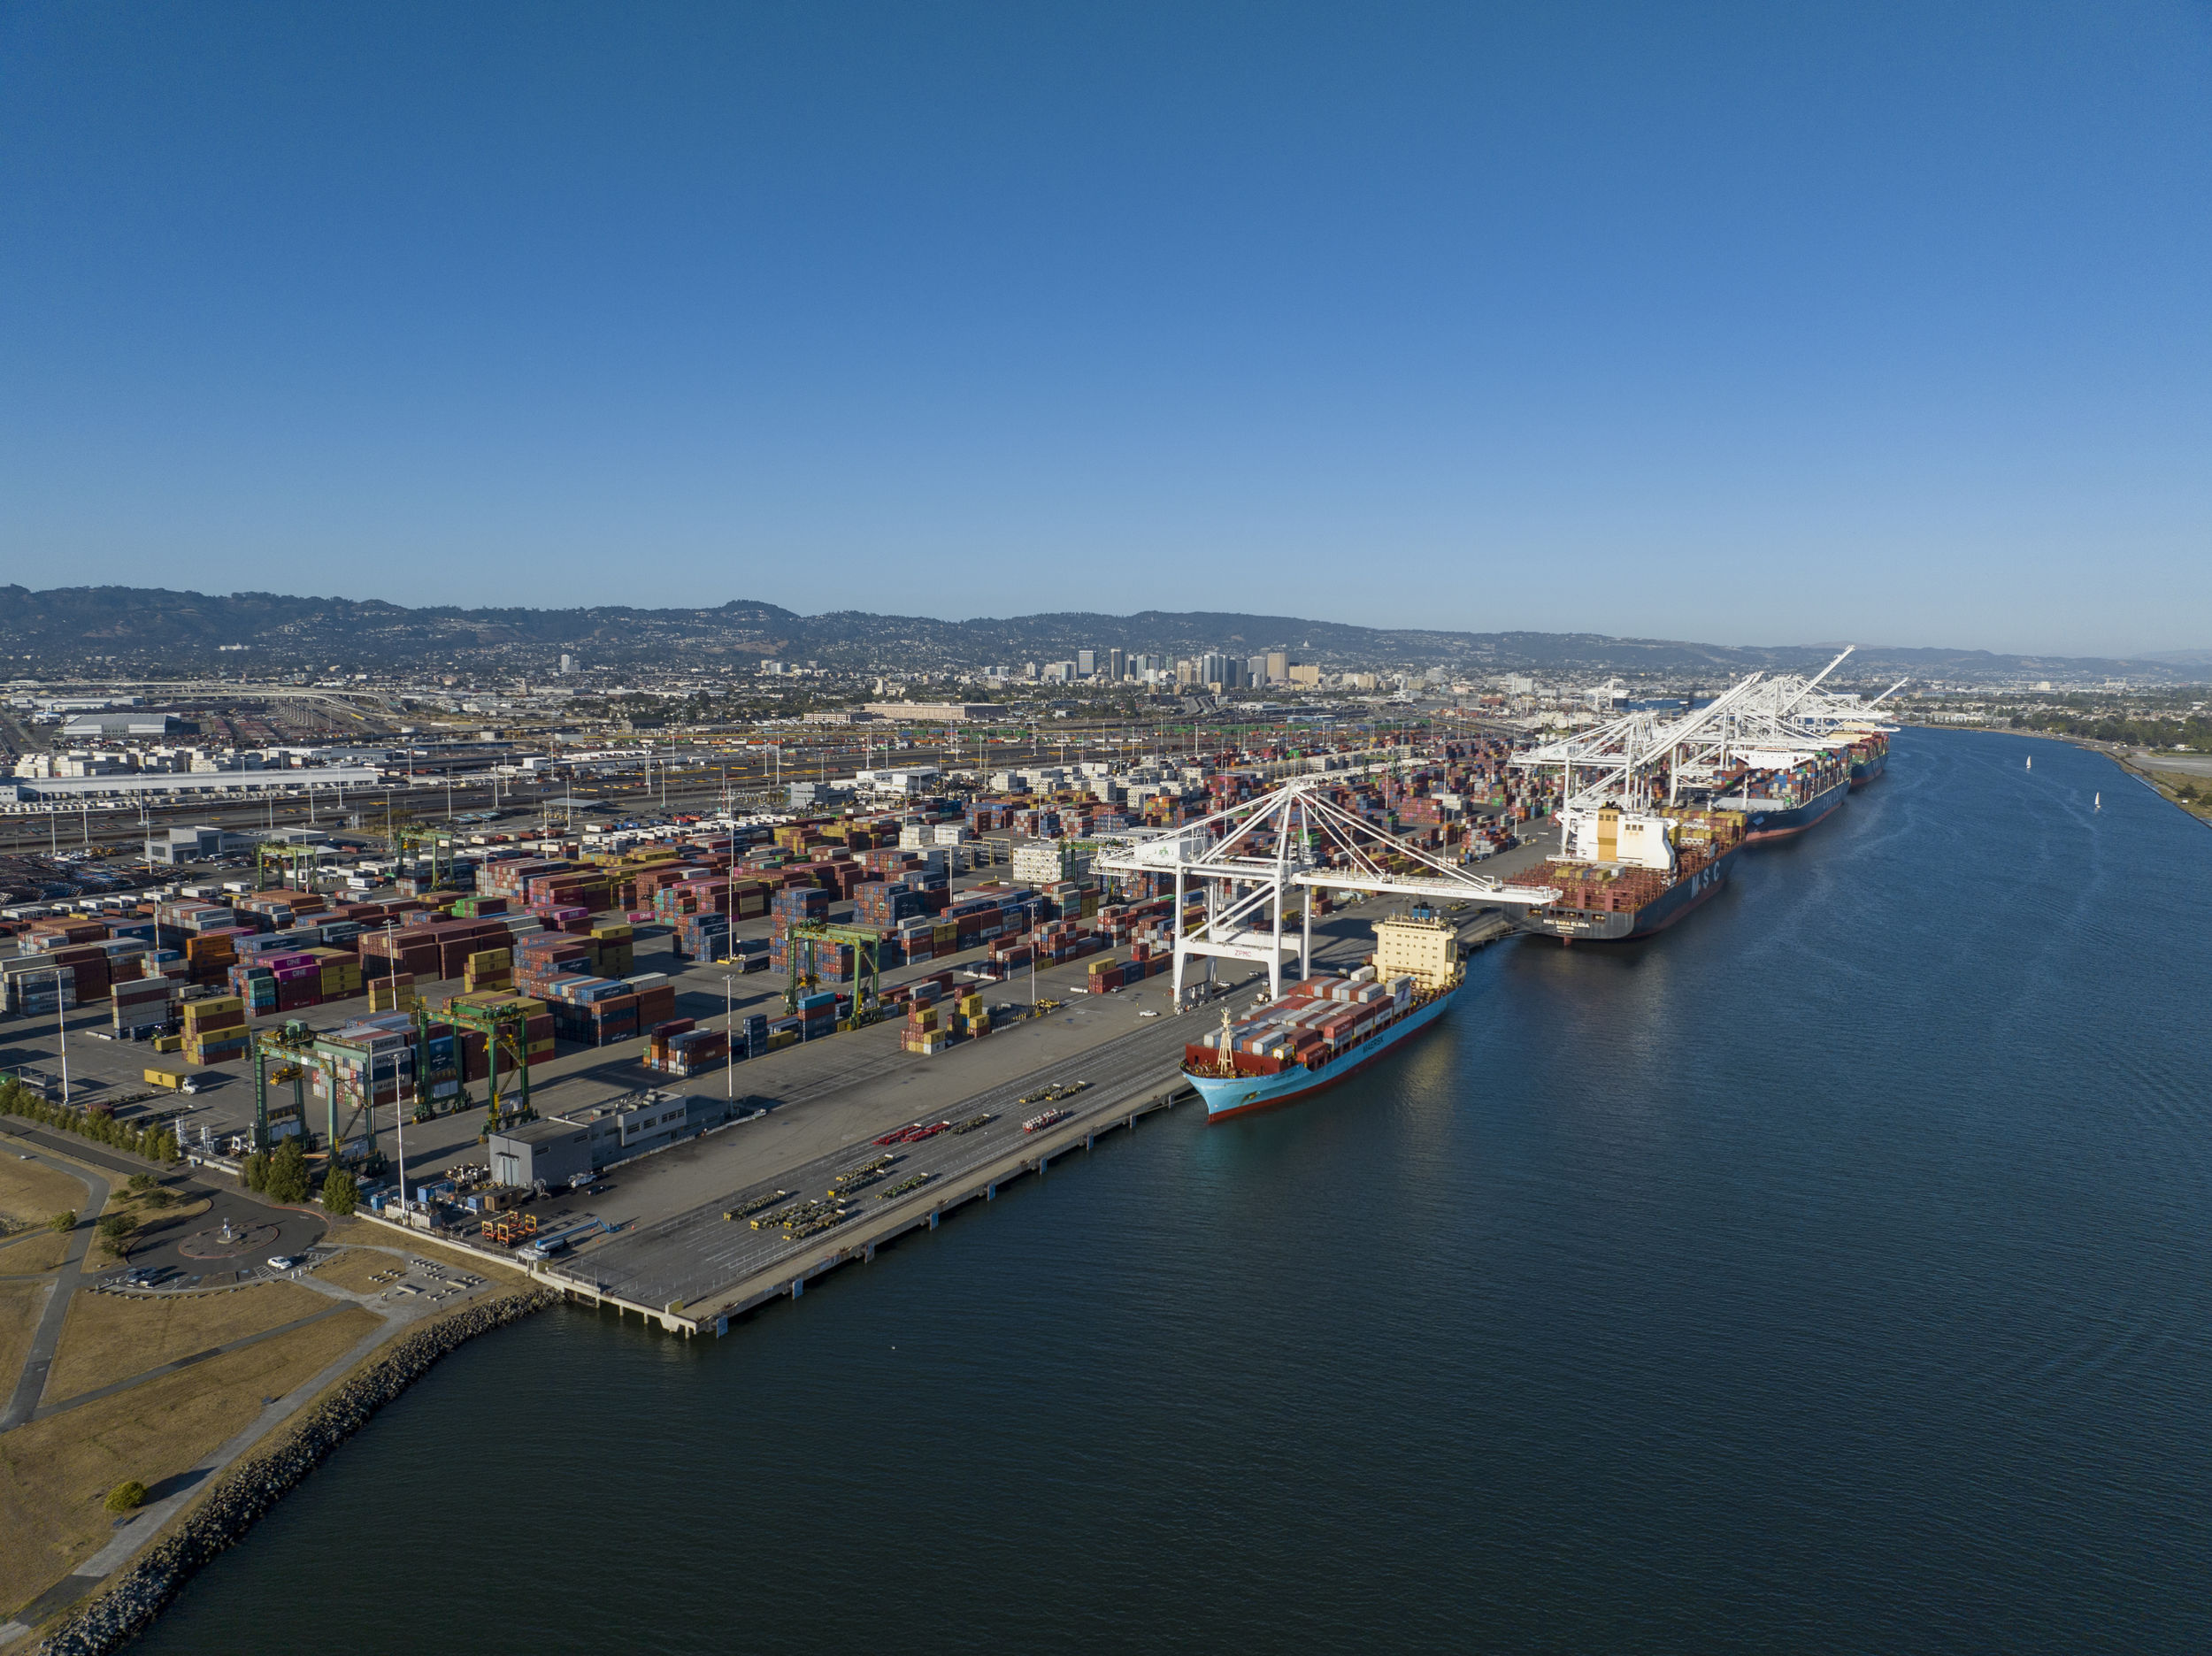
[38,1290,559,1656]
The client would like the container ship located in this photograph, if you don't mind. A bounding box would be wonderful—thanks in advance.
[1846,730,1888,788]
[1183,912,1463,1122]
[1709,745,1851,843]
[1511,804,1745,943]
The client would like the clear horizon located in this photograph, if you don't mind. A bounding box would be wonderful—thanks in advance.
[4,3,2208,657]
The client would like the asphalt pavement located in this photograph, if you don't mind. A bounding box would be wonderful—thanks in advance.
[557,1006,1218,1310]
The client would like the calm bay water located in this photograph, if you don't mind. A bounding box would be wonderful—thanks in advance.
[137,730,2211,1653]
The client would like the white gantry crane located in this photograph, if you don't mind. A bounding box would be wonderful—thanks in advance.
[1524,671,1770,815]
[1663,649,1907,799]
[1094,776,1560,1008]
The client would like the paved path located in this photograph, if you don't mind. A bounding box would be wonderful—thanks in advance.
[0,1141,110,1432]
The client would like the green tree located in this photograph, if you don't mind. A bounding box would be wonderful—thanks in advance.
[96,1212,140,1255]
[241,1152,269,1192]
[50,1209,76,1234]
[320,1166,359,1217]
[127,1173,157,1193]
[264,1140,310,1205]
[104,1480,149,1514]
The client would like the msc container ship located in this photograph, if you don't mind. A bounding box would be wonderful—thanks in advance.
[1183,912,1463,1122]
[1510,803,1746,944]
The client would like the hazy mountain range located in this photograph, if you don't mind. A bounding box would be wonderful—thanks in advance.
[1,586,2200,687]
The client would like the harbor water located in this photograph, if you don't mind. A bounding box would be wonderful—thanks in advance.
[134,729,2212,1653]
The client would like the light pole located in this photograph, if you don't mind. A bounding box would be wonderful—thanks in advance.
[393,1046,409,1223]
[722,973,738,1099]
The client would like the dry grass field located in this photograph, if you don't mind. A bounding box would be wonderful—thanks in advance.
[0,1307,378,1618]
[0,1284,43,1408]
[43,1281,336,1402]
[0,1158,86,1234]
[0,1230,72,1274]
[2139,765,2212,820]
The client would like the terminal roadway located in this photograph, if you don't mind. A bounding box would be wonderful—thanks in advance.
[550,1007,1224,1314]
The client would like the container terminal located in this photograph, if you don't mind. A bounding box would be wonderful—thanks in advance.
[0,672,1899,1338]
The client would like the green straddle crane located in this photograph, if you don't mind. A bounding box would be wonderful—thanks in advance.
[443,998,536,1136]
[781,921,881,1026]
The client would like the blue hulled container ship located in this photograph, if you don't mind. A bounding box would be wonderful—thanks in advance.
[1183,912,1464,1122]
[1711,744,1853,845]
[1847,730,1889,788]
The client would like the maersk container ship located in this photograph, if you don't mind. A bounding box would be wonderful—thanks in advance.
[1183,913,1463,1122]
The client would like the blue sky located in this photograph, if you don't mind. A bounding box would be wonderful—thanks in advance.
[4,2,2208,656]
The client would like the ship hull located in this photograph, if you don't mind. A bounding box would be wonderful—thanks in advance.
[1849,749,1887,788]
[1187,985,1457,1122]
[1511,843,1738,943]
[1730,777,1848,843]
